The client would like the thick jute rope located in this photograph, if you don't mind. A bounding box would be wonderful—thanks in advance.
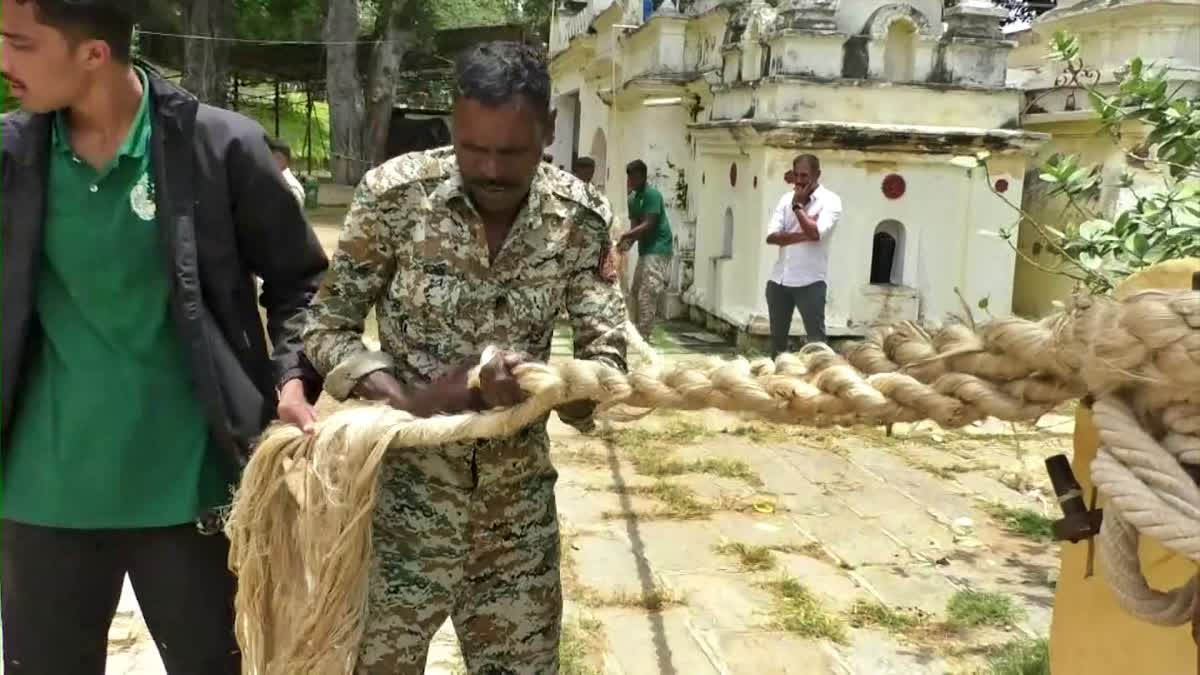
[226,289,1200,674]
[1092,397,1200,625]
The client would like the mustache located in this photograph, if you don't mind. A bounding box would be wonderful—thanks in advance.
[465,177,521,191]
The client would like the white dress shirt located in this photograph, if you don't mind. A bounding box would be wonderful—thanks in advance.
[766,184,843,287]
[282,167,306,207]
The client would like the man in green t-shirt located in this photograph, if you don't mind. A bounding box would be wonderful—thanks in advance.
[618,159,674,338]
[0,2,327,672]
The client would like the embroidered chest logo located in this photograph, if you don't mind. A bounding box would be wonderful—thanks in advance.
[130,173,156,221]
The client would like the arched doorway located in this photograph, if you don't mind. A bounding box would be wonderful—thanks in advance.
[721,207,734,258]
[590,128,607,189]
[883,19,917,82]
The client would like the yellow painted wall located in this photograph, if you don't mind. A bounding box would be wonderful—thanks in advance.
[1050,257,1200,675]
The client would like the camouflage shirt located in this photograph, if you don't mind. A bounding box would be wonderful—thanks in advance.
[303,147,628,412]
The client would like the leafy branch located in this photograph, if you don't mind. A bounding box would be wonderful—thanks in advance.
[973,31,1200,294]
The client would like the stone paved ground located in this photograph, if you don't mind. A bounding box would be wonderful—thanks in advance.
[82,216,1068,673]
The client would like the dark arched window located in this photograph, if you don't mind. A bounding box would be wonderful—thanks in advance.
[871,220,906,285]
[871,233,897,284]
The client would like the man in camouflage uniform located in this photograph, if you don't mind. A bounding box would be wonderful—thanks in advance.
[303,41,627,674]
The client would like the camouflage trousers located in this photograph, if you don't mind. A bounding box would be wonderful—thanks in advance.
[357,429,562,675]
[631,253,672,339]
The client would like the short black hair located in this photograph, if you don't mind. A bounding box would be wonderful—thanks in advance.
[266,136,292,160]
[793,154,821,173]
[573,156,595,170]
[18,0,135,63]
[455,41,550,119]
[626,160,647,177]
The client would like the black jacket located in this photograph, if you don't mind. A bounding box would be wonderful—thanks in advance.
[0,72,329,467]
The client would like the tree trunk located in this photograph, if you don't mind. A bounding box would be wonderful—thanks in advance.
[324,0,365,185]
[362,2,416,167]
[181,0,229,106]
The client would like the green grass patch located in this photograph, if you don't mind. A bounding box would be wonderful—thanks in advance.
[577,583,682,610]
[601,422,711,449]
[987,504,1054,542]
[599,422,762,486]
[649,325,678,349]
[601,481,713,520]
[714,542,777,571]
[846,600,930,632]
[764,577,847,643]
[559,616,607,675]
[238,93,331,175]
[947,590,1025,629]
[725,424,794,446]
[983,637,1050,675]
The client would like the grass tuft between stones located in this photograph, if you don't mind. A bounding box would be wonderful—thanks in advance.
[947,590,1025,629]
[763,577,847,644]
[714,542,777,571]
[983,637,1049,675]
[847,600,930,632]
[987,504,1055,542]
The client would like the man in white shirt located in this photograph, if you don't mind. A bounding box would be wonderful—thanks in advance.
[268,137,306,208]
[764,154,843,356]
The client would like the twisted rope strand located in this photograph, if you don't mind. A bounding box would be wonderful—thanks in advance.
[227,289,1200,673]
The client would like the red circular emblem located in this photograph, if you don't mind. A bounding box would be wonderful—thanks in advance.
[882,174,905,199]
[995,178,1010,193]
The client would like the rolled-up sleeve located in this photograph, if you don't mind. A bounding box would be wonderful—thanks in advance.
[767,193,790,235]
[565,208,629,372]
[557,203,628,431]
[816,193,842,237]
[302,171,398,400]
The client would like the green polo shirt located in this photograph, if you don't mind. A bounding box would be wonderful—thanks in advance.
[2,69,233,529]
[628,184,673,257]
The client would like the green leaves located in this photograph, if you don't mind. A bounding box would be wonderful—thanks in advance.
[1047,31,1081,65]
[1076,220,1111,241]
[1018,33,1200,293]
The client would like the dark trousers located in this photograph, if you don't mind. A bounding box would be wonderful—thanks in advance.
[0,519,241,675]
[765,280,827,357]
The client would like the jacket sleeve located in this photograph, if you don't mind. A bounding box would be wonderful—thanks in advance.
[227,122,329,403]
[302,170,399,400]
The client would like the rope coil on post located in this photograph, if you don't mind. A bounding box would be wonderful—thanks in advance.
[226,289,1200,674]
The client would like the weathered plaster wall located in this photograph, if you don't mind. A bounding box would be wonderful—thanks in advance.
[688,149,774,328]
[751,79,1022,128]
[608,100,696,297]
[688,140,1024,335]
[550,0,1042,336]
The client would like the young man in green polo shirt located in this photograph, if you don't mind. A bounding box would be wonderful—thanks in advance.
[0,2,329,673]
[618,159,674,338]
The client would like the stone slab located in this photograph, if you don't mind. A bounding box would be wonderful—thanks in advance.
[854,564,961,617]
[663,572,777,633]
[834,627,956,675]
[774,553,870,613]
[593,607,723,675]
[717,631,845,675]
[789,505,911,567]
